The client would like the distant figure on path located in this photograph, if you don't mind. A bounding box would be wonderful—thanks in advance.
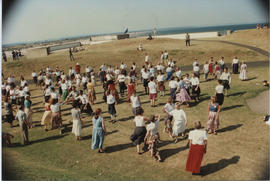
[186,121,207,175]
[92,108,106,153]
[185,33,190,46]
[69,48,74,61]
[239,61,248,81]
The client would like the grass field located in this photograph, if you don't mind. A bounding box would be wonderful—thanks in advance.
[2,29,270,180]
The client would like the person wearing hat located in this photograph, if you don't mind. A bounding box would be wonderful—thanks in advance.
[15,105,30,145]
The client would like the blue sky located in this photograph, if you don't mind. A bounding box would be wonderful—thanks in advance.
[3,0,267,44]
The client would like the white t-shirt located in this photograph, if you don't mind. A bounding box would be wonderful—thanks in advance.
[145,55,149,62]
[164,103,174,113]
[219,60,225,65]
[44,88,51,96]
[32,72,37,77]
[130,95,140,108]
[107,94,115,104]
[61,83,68,90]
[51,92,60,100]
[120,64,127,69]
[9,89,17,99]
[142,71,150,79]
[50,104,60,113]
[170,109,186,123]
[134,116,145,127]
[220,72,231,83]
[114,69,120,75]
[190,77,199,86]
[82,76,88,83]
[203,64,209,73]
[175,70,182,78]
[45,78,52,85]
[20,80,27,87]
[166,67,173,73]
[148,81,157,94]
[117,74,126,82]
[156,65,165,71]
[232,58,239,64]
[188,129,208,145]
[215,85,224,94]
[169,80,178,89]
[193,66,200,72]
[147,121,159,136]
[157,75,165,82]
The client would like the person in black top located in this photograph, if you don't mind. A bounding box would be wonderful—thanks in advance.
[2,52,7,62]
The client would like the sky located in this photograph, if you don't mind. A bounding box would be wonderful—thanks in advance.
[2,0,268,44]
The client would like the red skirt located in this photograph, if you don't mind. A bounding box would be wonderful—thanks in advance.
[186,144,205,173]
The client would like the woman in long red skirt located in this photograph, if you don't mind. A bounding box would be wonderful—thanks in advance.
[127,79,135,102]
[208,57,214,76]
[186,121,208,175]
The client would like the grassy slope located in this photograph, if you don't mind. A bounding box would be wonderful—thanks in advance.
[2,29,270,180]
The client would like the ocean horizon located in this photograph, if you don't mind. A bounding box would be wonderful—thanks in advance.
[2,22,266,47]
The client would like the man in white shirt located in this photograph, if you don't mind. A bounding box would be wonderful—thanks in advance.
[117,72,126,96]
[142,68,150,94]
[32,71,38,86]
[169,76,178,102]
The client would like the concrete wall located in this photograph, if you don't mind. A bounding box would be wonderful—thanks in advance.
[25,47,48,59]
[90,35,117,42]
[47,42,81,54]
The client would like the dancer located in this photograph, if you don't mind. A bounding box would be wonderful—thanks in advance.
[41,98,52,131]
[215,80,224,106]
[15,105,29,145]
[157,71,165,96]
[168,76,178,102]
[130,107,148,154]
[163,97,174,136]
[239,61,248,81]
[130,91,141,116]
[148,77,157,107]
[106,90,117,123]
[190,73,200,102]
[232,56,239,74]
[220,67,231,96]
[176,77,191,107]
[203,61,209,81]
[169,102,188,143]
[71,101,83,141]
[144,115,162,162]
[92,108,106,153]
[207,96,221,135]
[186,121,207,175]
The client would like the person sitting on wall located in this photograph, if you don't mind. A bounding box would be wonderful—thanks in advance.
[147,34,153,40]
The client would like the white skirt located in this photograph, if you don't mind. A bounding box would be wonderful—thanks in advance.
[172,119,185,136]
[72,119,82,136]
[239,70,247,80]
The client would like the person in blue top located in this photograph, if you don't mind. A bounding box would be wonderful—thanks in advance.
[24,95,33,128]
[207,96,221,135]
[92,108,107,153]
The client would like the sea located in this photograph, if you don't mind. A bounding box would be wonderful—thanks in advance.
[2,23,265,47]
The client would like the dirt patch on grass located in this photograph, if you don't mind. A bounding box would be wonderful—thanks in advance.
[247,89,269,115]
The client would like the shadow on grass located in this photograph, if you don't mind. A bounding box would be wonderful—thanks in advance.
[141,100,150,105]
[118,116,133,122]
[81,134,92,140]
[200,156,240,176]
[189,96,211,107]
[105,142,134,153]
[32,101,43,106]
[221,105,244,112]
[244,77,257,81]
[160,144,189,161]
[217,124,242,133]
[9,134,69,147]
[228,91,247,97]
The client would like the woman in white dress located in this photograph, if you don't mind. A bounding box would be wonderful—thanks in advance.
[71,101,83,140]
[169,102,188,143]
[239,61,248,81]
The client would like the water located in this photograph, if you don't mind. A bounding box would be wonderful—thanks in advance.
[2,23,264,47]
[129,23,261,38]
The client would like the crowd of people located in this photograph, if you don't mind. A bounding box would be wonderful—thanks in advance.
[2,51,250,175]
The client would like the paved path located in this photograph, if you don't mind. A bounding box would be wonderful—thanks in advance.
[246,90,269,115]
